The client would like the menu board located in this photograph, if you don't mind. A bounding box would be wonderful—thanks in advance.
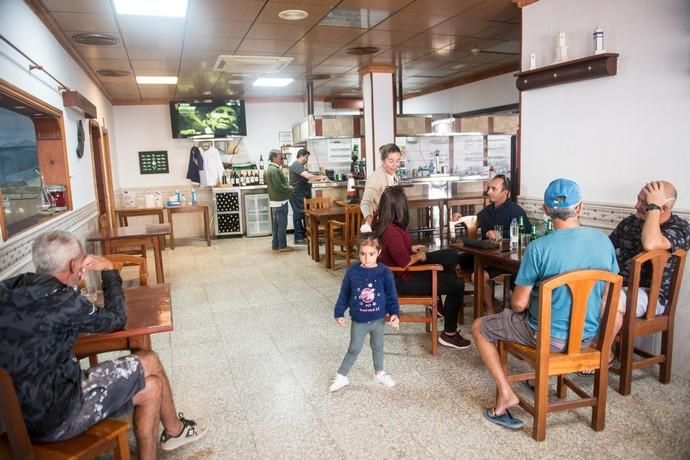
[138,151,169,175]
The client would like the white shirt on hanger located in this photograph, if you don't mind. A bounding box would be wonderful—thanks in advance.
[199,146,224,187]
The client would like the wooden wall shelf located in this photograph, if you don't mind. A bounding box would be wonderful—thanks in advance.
[515,53,619,91]
[62,90,97,118]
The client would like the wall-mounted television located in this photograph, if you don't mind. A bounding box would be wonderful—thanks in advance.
[169,99,247,138]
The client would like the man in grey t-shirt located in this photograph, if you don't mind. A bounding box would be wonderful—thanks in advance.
[289,149,325,244]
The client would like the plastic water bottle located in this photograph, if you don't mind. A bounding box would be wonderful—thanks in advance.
[510,218,519,252]
[191,189,198,204]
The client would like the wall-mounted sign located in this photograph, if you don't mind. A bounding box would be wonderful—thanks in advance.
[138,150,169,175]
[278,131,293,146]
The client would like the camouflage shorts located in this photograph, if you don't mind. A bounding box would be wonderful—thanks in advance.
[38,355,145,442]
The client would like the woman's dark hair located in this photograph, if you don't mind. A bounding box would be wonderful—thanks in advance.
[379,143,401,162]
[372,186,409,236]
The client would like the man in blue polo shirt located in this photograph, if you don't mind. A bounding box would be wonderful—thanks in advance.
[471,178,618,430]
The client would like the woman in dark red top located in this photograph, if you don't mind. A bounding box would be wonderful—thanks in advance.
[373,186,471,349]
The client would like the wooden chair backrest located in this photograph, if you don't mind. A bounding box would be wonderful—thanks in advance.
[342,205,362,244]
[0,369,34,459]
[388,264,443,304]
[536,269,622,356]
[627,249,687,320]
[103,254,149,286]
[304,196,332,211]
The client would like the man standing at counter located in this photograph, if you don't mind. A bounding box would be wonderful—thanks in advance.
[360,143,401,232]
[265,149,293,252]
[289,149,326,245]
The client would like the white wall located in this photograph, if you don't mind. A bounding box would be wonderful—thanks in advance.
[521,0,690,379]
[521,0,690,208]
[0,0,114,212]
[402,72,518,114]
[112,101,305,189]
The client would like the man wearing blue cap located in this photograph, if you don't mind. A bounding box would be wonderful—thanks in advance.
[471,178,618,430]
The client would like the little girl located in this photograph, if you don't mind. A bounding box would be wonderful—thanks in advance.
[329,233,400,392]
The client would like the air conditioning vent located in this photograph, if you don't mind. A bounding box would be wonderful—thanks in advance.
[72,33,120,46]
[213,55,293,74]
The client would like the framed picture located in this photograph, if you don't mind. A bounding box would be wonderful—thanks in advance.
[278,131,293,146]
[138,151,169,174]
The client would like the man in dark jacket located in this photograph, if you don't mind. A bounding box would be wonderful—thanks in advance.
[0,231,206,459]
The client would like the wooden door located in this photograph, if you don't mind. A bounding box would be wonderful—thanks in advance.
[89,120,116,229]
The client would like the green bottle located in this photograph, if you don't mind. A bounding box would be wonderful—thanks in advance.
[530,226,537,242]
[518,216,525,236]
[545,220,554,235]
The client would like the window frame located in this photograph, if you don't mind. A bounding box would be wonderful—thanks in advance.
[0,79,72,241]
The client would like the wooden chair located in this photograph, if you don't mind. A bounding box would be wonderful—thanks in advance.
[304,196,332,258]
[0,369,131,460]
[498,269,622,441]
[103,254,149,287]
[99,214,147,259]
[328,205,362,270]
[388,264,444,356]
[613,249,687,396]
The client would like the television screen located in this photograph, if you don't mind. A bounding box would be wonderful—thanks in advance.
[170,99,247,138]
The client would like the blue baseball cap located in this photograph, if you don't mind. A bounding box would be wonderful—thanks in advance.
[544,178,582,208]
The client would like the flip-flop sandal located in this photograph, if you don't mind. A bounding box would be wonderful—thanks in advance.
[483,407,524,430]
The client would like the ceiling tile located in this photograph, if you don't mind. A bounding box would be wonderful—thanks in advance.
[185,19,252,40]
[184,35,242,53]
[130,60,180,74]
[429,17,496,36]
[128,48,181,61]
[41,0,112,14]
[73,44,128,60]
[117,16,186,49]
[187,0,264,21]
[347,29,417,48]
[462,0,520,22]
[138,85,178,98]
[85,58,132,71]
[399,0,483,16]
[398,33,458,50]
[310,64,354,74]
[288,40,344,55]
[236,39,294,54]
[374,12,449,33]
[51,12,118,33]
[472,22,521,41]
[245,23,312,41]
[283,53,331,66]
[300,26,365,44]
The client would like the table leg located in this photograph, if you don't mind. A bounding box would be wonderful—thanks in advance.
[152,236,165,283]
[204,207,211,246]
[127,335,152,351]
[473,255,485,320]
[311,216,320,262]
[167,208,175,250]
[324,219,332,269]
[438,201,444,242]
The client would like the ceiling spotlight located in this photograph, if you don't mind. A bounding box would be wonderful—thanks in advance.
[278,9,309,21]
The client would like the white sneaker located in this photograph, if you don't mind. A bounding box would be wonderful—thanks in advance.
[374,371,396,388]
[160,413,207,451]
[328,374,350,392]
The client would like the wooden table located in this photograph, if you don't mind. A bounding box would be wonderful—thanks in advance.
[449,242,521,319]
[73,284,173,358]
[115,207,165,227]
[166,202,211,249]
[87,224,170,283]
[303,206,346,269]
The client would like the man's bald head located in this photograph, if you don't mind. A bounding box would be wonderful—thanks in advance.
[660,181,677,208]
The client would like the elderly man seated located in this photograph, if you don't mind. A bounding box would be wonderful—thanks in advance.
[0,231,206,459]
[471,179,619,429]
[609,180,690,336]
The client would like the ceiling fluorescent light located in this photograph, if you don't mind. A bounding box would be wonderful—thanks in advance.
[253,78,294,87]
[136,76,178,85]
[114,0,188,17]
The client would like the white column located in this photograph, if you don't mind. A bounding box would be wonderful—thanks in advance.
[360,65,396,177]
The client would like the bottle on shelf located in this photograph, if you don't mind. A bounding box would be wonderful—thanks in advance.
[222,170,228,185]
[509,218,519,252]
[259,154,264,170]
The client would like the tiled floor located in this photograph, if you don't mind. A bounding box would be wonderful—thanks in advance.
[116,236,690,459]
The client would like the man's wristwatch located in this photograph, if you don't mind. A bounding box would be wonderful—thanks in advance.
[645,203,662,212]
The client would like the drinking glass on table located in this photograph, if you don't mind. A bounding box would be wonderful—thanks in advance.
[493,225,503,244]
